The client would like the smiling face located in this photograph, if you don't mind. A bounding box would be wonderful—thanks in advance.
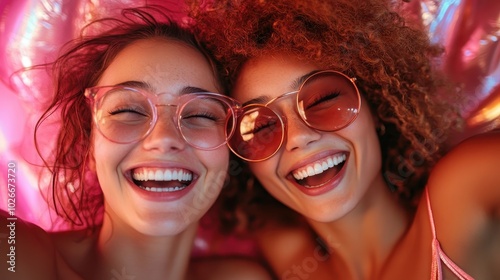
[232,54,385,222]
[92,38,229,236]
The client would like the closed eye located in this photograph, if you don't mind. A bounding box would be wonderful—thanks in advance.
[306,91,340,109]
[109,107,148,116]
[183,112,219,121]
[181,110,227,129]
[106,106,151,125]
[242,119,278,136]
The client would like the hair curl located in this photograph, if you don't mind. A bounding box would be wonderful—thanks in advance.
[188,0,463,229]
[34,5,222,229]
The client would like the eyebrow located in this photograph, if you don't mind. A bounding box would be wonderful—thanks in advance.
[241,70,321,106]
[180,86,211,94]
[114,80,154,91]
[113,81,211,95]
[290,70,321,89]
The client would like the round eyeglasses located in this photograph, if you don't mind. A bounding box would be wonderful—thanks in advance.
[228,70,361,161]
[85,85,239,150]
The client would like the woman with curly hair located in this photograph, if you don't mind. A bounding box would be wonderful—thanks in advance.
[0,6,271,280]
[189,0,500,278]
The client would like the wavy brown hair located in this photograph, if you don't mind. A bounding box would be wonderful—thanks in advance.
[188,0,463,230]
[34,5,223,229]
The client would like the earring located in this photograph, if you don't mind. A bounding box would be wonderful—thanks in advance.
[377,123,386,136]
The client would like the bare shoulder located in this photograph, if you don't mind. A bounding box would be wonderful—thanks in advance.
[422,130,500,278]
[189,256,274,280]
[0,210,58,279]
[430,130,500,176]
[427,130,500,212]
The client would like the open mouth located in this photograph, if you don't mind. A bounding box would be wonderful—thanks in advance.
[291,153,347,188]
[131,167,194,192]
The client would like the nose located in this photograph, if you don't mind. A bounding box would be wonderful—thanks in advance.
[141,107,187,152]
[283,107,321,152]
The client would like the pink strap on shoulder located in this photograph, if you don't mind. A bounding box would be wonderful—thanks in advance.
[426,188,475,280]
[426,188,442,279]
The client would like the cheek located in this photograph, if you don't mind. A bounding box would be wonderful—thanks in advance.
[194,149,231,207]
[92,134,130,182]
[198,148,231,176]
[248,159,278,186]
[350,107,383,178]
[93,136,114,166]
[358,134,382,175]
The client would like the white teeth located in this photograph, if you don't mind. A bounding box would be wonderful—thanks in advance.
[307,166,315,176]
[292,154,347,180]
[322,161,328,170]
[132,168,193,182]
[314,163,322,173]
[155,170,163,180]
[142,186,185,192]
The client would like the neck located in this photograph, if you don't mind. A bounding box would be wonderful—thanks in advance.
[308,174,411,279]
[92,214,197,280]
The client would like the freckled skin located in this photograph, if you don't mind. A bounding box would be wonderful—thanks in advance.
[94,39,230,237]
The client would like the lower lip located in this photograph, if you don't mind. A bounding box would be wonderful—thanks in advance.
[127,179,196,202]
[292,158,348,196]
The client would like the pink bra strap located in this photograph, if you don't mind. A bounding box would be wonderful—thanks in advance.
[426,188,442,279]
[426,188,475,280]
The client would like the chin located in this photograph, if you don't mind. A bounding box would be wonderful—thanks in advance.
[135,219,196,237]
[298,201,356,223]
[125,208,200,237]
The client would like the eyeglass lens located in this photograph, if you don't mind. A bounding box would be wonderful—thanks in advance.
[94,88,233,149]
[228,71,360,161]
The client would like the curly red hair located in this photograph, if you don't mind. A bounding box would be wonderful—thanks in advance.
[188,0,463,229]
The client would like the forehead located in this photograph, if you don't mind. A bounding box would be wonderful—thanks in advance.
[98,38,219,93]
[232,54,318,103]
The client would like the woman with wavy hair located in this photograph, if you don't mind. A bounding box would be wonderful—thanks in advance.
[1,6,270,280]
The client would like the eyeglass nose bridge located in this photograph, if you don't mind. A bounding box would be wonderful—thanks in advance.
[155,103,180,117]
[146,102,223,150]
[152,101,236,151]
[86,86,237,149]
[146,103,185,140]
[265,90,298,106]
[264,90,311,129]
